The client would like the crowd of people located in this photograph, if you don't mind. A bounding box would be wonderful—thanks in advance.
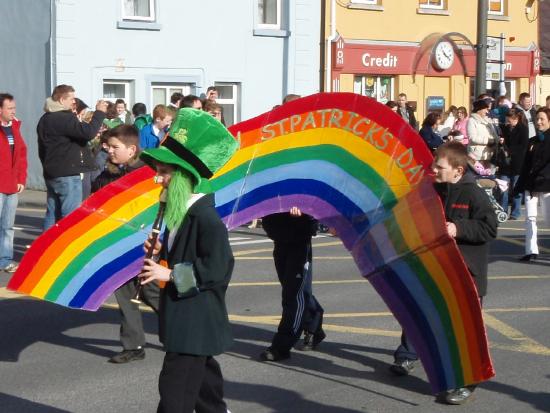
[0,85,548,410]
[387,91,550,261]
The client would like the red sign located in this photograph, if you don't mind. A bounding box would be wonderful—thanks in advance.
[332,39,536,78]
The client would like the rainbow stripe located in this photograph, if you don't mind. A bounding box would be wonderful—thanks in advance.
[212,93,494,393]
[8,93,494,393]
[8,167,160,311]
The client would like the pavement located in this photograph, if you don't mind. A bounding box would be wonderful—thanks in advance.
[17,189,47,210]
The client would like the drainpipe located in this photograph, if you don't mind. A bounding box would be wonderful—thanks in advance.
[49,0,57,93]
[325,0,337,92]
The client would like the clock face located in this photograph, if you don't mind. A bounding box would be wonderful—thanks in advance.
[433,41,455,70]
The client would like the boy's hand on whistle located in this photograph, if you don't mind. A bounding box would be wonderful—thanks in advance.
[143,236,162,255]
[140,258,171,284]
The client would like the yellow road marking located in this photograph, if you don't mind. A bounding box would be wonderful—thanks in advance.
[236,256,352,260]
[233,240,342,256]
[3,293,550,355]
[228,314,400,337]
[0,287,23,299]
[498,236,550,254]
[228,279,367,287]
[483,312,550,356]
[498,227,550,232]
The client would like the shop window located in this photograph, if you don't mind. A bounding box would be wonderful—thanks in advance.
[122,0,155,21]
[488,0,505,15]
[419,0,445,10]
[214,82,241,127]
[103,80,133,105]
[151,83,193,107]
[258,0,281,29]
[353,76,394,104]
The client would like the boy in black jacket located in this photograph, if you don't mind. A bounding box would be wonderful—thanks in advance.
[91,125,160,364]
[389,141,497,405]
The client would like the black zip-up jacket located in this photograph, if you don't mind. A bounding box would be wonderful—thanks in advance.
[519,129,550,194]
[262,213,318,243]
[37,108,105,179]
[502,122,529,176]
[434,170,497,296]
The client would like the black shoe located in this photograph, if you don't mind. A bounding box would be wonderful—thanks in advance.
[259,347,290,362]
[519,254,537,262]
[108,348,145,363]
[389,359,417,376]
[299,330,326,351]
[444,387,474,405]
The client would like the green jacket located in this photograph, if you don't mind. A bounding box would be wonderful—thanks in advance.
[134,114,153,130]
[103,117,123,129]
[159,193,234,355]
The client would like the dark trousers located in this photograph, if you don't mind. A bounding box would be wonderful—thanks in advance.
[157,353,227,413]
[115,278,160,350]
[271,239,324,353]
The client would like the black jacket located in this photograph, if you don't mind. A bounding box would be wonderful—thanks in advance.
[398,105,417,130]
[262,213,318,243]
[159,194,234,355]
[502,122,529,175]
[434,171,497,296]
[517,129,550,194]
[91,156,144,193]
[37,109,105,178]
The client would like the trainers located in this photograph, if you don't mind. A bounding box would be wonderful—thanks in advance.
[444,387,474,405]
[108,348,145,364]
[3,263,19,273]
[389,359,417,376]
[299,329,326,351]
[259,347,290,362]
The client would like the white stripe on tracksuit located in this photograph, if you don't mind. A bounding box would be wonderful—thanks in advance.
[292,261,310,333]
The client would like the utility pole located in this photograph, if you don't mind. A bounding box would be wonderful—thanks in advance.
[475,0,489,98]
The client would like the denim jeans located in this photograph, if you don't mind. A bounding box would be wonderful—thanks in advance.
[0,193,18,268]
[499,174,521,219]
[44,175,83,230]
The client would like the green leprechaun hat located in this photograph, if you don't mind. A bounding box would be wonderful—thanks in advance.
[140,108,238,191]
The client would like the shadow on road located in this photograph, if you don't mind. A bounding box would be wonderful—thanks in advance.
[225,323,428,409]
[482,379,550,413]
[0,393,71,413]
[0,298,161,362]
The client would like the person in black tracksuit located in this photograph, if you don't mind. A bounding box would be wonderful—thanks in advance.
[390,141,497,405]
[260,207,325,361]
[91,125,160,364]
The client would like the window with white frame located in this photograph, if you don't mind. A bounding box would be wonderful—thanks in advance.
[151,83,193,107]
[103,80,133,104]
[258,0,281,29]
[418,0,444,9]
[488,0,505,15]
[353,75,394,104]
[122,0,155,21]
[215,83,241,127]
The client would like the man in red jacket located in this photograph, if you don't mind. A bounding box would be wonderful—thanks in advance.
[0,93,27,273]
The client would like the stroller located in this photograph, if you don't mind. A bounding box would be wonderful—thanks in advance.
[476,176,509,223]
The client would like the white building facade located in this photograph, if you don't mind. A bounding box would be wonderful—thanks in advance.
[54,0,321,126]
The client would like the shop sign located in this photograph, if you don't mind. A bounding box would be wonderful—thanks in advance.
[361,52,399,68]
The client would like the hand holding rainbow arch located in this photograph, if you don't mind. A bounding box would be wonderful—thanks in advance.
[8,93,494,394]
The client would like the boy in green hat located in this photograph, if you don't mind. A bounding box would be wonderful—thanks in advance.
[139,108,237,413]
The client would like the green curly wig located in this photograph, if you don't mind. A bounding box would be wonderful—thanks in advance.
[164,168,194,231]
